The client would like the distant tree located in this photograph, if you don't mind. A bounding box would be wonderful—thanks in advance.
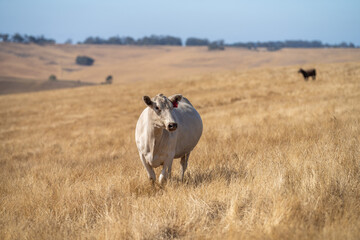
[230,41,257,49]
[27,35,37,44]
[12,33,24,43]
[83,36,106,44]
[82,35,138,45]
[185,37,209,46]
[208,40,225,51]
[136,35,182,46]
[48,74,57,81]
[227,40,345,49]
[0,34,9,42]
[266,46,282,51]
[106,75,113,84]
[80,35,182,46]
[76,56,95,66]
[159,36,182,46]
[107,36,122,45]
[335,42,353,48]
[36,35,55,45]
[123,36,135,45]
[19,34,56,45]
[65,39,73,44]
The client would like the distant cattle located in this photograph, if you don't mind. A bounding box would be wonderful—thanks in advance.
[135,94,203,184]
[298,68,316,81]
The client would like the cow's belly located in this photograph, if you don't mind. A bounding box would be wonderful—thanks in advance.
[174,116,203,158]
[174,135,201,158]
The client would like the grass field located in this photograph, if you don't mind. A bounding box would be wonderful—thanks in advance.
[0,76,95,95]
[1,43,360,84]
[0,45,360,239]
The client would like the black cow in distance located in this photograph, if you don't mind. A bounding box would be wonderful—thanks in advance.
[298,68,316,81]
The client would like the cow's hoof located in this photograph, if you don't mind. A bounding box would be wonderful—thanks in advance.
[159,174,167,185]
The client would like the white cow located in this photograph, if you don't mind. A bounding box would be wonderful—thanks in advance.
[135,93,203,184]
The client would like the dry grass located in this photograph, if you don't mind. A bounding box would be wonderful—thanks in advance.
[1,43,360,83]
[1,60,360,239]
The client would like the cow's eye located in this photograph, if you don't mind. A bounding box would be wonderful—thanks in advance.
[155,106,160,111]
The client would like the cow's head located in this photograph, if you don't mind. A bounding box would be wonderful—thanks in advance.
[143,93,182,132]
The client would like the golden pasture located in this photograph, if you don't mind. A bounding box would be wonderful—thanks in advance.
[1,43,360,83]
[0,45,360,239]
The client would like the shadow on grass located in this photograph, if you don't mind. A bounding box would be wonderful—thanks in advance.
[128,179,166,198]
[129,165,246,197]
[172,165,246,188]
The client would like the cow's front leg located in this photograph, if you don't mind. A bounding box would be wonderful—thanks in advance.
[139,153,156,182]
[159,155,174,184]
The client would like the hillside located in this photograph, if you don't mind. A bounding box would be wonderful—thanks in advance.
[0,76,95,95]
[1,60,359,239]
[1,43,360,84]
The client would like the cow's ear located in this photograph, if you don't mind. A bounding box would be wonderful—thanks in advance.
[143,96,153,107]
[169,94,182,108]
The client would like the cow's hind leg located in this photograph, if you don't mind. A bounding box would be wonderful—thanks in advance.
[167,159,174,180]
[139,154,156,182]
[180,153,190,182]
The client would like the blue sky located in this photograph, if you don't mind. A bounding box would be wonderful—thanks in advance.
[0,0,359,45]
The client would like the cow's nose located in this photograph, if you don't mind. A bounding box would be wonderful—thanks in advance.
[168,123,178,131]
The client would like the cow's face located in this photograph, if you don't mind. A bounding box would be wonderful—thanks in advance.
[143,94,182,132]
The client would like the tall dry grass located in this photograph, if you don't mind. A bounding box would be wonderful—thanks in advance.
[1,62,360,239]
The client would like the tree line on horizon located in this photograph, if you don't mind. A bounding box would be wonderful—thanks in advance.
[228,40,356,50]
[82,35,183,46]
[0,33,55,45]
[0,33,357,49]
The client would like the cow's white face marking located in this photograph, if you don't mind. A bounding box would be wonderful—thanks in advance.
[143,94,182,132]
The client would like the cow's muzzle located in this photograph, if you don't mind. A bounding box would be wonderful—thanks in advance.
[167,123,178,131]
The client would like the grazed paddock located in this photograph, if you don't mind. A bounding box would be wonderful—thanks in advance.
[0,76,95,95]
[1,43,360,83]
[0,61,360,239]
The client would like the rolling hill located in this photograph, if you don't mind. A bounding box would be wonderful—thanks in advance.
[1,43,360,85]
